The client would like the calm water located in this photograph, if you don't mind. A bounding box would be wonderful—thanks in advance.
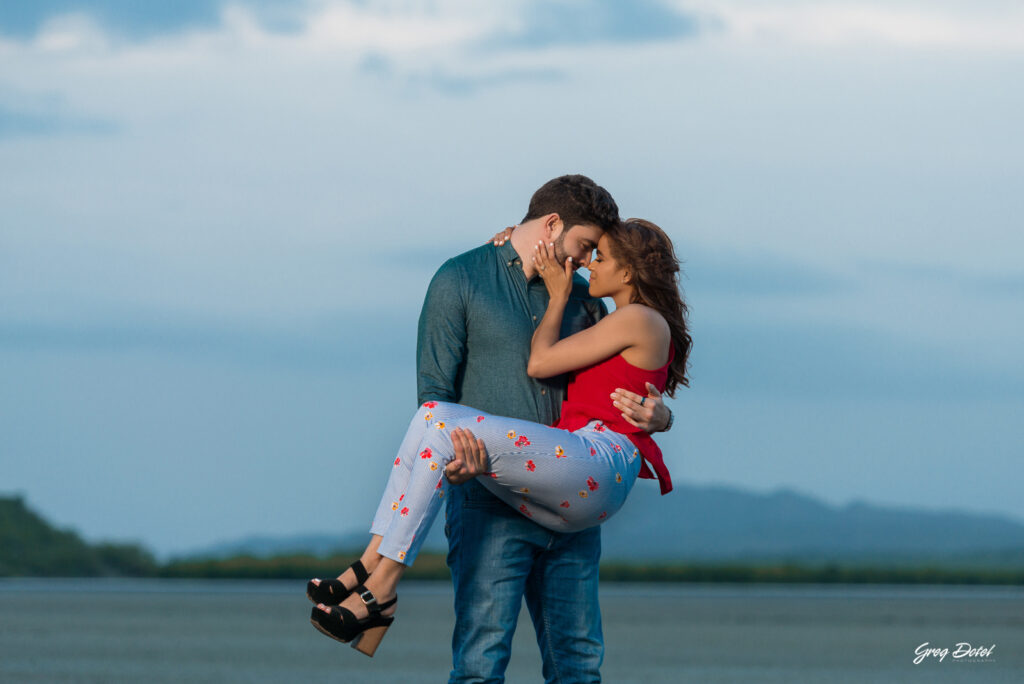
[1,579,1021,683]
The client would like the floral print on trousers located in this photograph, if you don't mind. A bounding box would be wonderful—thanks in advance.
[370,401,642,566]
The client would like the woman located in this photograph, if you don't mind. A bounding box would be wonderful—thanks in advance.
[308,219,692,656]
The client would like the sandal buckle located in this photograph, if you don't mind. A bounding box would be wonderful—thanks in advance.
[359,589,378,609]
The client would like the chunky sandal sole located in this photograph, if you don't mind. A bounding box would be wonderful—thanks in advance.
[351,624,390,657]
[309,608,394,657]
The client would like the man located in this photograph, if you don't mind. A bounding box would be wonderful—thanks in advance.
[417,174,671,683]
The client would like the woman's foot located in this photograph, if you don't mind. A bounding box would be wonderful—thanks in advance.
[315,575,397,623]
[308,537,387,605]
[310,583,398,656]
[307,558,378,605]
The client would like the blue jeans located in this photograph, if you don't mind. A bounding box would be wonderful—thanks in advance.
[446,478,603,684]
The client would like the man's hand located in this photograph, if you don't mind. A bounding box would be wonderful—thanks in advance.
[611,382,670,433]
[488,225,515,246]
[444,428,490,485]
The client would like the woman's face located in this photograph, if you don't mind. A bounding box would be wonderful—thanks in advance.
[587,234,629,298]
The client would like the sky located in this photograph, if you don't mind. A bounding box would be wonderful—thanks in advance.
[2,0,1022,556]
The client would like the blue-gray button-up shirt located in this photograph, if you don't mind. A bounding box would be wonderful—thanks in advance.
[417,241,607,425]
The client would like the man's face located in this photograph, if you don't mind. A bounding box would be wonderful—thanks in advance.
[553,223,603,269]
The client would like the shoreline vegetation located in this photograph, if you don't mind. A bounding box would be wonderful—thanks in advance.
[5,495,1024,585]
[161,551,1024,586]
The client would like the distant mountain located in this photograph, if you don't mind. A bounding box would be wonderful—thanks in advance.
[180,531,378,560]
[0,495,157,576]
[599,483,1024,566]
[178,483,1024,567]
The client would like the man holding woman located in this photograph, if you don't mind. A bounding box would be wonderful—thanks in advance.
[309,175,687,682]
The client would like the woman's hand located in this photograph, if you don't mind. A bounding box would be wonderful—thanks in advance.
[532,240,573,302]
[487,225,515,246]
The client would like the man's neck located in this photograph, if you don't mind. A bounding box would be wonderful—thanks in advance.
[510,224,545,279]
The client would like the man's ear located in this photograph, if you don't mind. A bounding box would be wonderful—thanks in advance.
[543,213,563,240]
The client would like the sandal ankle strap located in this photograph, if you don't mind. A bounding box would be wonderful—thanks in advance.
[350,560,370,585]
[355,585,397,614]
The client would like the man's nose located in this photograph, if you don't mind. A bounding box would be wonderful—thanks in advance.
[578,252,593,268]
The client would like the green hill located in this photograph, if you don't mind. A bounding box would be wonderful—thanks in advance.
[0,495,157,577]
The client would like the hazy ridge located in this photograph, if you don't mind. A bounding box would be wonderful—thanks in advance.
[176,482,1024,568]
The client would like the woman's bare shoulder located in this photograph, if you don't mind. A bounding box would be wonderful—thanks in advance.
[608,303,669,335]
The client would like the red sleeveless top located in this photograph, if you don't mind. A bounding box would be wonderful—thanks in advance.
[556,350,674,495]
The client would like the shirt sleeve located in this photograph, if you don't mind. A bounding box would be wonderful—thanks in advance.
[589,297,609,324]
[570,274,608,327]
[417,258,468,405]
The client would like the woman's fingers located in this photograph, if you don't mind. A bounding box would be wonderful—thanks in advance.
[545,241,565,270]
[533,240,552,271]
[532,239,573,281]
[491,225,516,246]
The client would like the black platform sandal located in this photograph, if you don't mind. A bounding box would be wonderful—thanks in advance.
[310,585,397,657]
[306,560,369,605]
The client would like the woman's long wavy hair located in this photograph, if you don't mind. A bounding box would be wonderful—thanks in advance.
[605,218,692,396]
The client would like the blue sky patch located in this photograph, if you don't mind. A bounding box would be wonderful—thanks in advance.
[493,0,700,48]
[0,102,119,139]
[0,0,302,39]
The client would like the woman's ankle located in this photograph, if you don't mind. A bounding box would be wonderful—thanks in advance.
[357,551,383,575]
[363,558,404,600]
[357,535,385,575]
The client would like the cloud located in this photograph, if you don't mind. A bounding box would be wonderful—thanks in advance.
[4,0,1022,59]
[684,247,850,297]
[967,273,1024,297]
[686,0,1024,51]
[696,317,1024,401]
[492,0,701,48]
[858,259,1024,298]
[418,67,565,97]
[356,52,566,96]
[0,309,413,370]
[0,98,119,139]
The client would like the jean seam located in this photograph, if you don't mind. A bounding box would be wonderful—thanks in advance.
[538,568,564,684]
[449,501,464,684]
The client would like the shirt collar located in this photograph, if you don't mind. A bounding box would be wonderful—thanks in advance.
[498,240,520,268]
[499,240,544,283]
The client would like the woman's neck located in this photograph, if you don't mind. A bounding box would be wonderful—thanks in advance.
[611,286,635,311]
